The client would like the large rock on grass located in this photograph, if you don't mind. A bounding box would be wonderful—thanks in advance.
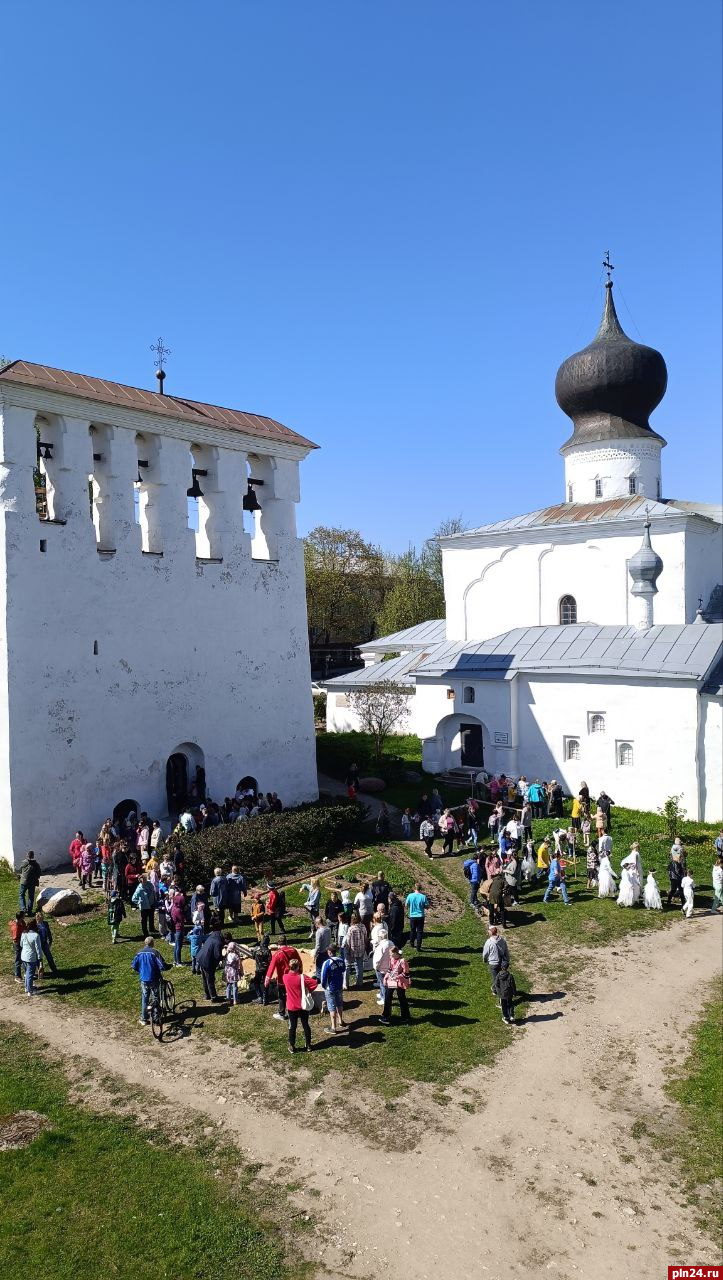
[36,886,82,916]
[358,777,385,794]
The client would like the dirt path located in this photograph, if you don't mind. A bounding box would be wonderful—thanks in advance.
[1,916,721,1279]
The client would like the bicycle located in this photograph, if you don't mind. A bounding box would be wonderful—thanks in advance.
[149,977,176,1040]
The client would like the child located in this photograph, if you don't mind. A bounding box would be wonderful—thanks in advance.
[223,940,241,1005]
[681,871,695,919]
[521,840,536,884]
[251,893,265,941]
[401,808,412,840]
[188,920,205,973]
[493,961,518,1026]
[107,891,126,943]
[586,842,599,889]
[340,889,353,924]
[581,814,592,849]
[712,855,723,914]
[597,853,618,899]
[252,935,272,1004]
[80,842,95,890]
[643,870,663,910]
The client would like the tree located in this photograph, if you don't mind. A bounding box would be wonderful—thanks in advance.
[348,680,410,766]
[658,794,687,841]
[304,526,388,645]
[374,516,468,637]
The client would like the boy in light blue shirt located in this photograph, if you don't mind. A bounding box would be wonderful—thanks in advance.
[405,884,429,952]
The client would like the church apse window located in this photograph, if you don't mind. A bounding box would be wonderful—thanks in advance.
[617,741,633,767]
[463,686,475,704]
[564,737,580,761]
[594,478,603,499]
[628,476,637,495]
[559,595,577,625]
[589,712,606,734]
[567,483,573,503]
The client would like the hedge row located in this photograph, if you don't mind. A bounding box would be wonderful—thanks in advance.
[178,801,365,886]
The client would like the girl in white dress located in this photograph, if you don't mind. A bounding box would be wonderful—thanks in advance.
[681,872,695,918]
[617,866,636,907]
[521,841,536,883]
[643,870,663,910]
[598,854,618,898]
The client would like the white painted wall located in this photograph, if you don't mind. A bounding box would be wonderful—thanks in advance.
[563,438,663,504]
[700,695,723,824]
[0,397,318,868]
[441,522,721,642]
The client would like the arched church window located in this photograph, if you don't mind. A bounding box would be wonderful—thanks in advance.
[656,478,662,499]
[628,476,637,495]
[565,737,580,761]
[589,713,606,734]
[463,686,475,704]
[567,483,573,503]
[559,595,577,625]
[618,741,633,767]
[594,478,602,498]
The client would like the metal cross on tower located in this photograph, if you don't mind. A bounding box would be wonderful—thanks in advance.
[150,337,172,394]
[602,250,615,283]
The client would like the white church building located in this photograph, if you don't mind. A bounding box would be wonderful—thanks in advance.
[326,282,723,820]
[0,360,319,867]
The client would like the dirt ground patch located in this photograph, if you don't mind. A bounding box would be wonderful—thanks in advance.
[1,914,720,1280]
[0,1108,49,1151]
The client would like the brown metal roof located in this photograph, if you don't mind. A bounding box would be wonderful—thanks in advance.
[0,360,317,451]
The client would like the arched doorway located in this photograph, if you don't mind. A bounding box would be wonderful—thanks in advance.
[236,775,258,796]
[166,743,206,816]
[422,713,488,774]
[113,798,139,827]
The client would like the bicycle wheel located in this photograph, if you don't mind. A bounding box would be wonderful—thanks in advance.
[162,980,175,1017]
[150,997,164,1041]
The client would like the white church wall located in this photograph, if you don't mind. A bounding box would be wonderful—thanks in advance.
[0,401,318,868]
[517,674,701,817]
[442,526,691,642]
[325,689,415,736]
[685,523,723,622]
[418,678,511,774]
[700,695,722,824]
[563,438,662,505]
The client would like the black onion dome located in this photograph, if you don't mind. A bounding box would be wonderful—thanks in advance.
[556,283,668,452]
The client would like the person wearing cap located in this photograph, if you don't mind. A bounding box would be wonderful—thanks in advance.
[131,937,169,1025]
[481,925,509,992]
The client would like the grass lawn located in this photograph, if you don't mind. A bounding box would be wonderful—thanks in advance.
[661,987,723,1236]
[0,1024,308,1280]
[316,730,438,810]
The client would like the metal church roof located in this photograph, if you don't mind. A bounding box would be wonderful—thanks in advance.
[440,497,721,541]
[358,619,446,652]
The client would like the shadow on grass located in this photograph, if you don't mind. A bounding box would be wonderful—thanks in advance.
[36,963,112,996]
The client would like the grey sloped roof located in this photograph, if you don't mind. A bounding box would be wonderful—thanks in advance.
[440,497,722,541]
[413,623,723,684]
[702,657,723,696]
[324,646,441,690]
[358,619,446,653]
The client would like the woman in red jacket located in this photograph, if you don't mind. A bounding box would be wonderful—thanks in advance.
[282,959,318,1054]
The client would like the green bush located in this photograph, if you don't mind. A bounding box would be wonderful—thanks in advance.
[312,692,327,721]
[177,801,364,885]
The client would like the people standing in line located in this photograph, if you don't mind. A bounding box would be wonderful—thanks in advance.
[378,947,411,1025]
[320,944,347,1033]
[354,883,374,930]
[131,874,157,937]
[463,851,484,909]
[343,911,367,988]
[209,867,228,926]
[487,872,508,927]
[370,871,391,910]
[17,851,42,914]
[283,959,317,1053]
[324,891,343,943]
[107,890,126,943]
[301,878,321,937]
[20,920,43,996]
[79,841,95,889]
[548,780,564,819]
[440,810,456,857]
[528,779,545,820]
[223,939,241,1005]
[493,961,518,1026]
[131,937,169,1026]
[482,924,509,990]
[712,855,723,915]
[170,887,185,966]
[420,816,436,858]
[265,934,301,1019]
[372,933,394,1007]
[405,883,429,952]
[387,892,404,948]
[597,852,618,898]
[196,926,226,1002]
[313,916,332,981]
[69,831,84,884]
[597,791,614,830]
[34,912,57,976]
[9,912,26,983]
[252,934,272,1004]
[226,865,245,923]
[265,882,281,936]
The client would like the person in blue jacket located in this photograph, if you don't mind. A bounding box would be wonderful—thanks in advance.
[131,937,169,1026]
[462,852,484,908]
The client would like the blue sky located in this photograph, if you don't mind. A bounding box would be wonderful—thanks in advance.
[3,1,720,550]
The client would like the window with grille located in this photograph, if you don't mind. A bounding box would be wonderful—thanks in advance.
[628,476,637,495]
[595,478,602,498]
[565,737,580,761]
[618,741,633,766]
[463,686,475,704]
[589,713,606,734]
[559,595,577,625]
